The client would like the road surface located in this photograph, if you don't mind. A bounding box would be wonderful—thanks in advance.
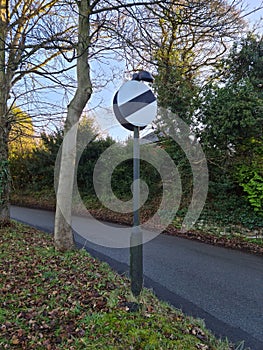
[11,206,263,350]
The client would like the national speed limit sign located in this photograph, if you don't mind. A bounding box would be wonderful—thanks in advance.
[113,80,157,131]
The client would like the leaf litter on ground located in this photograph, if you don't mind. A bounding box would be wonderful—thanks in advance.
[0,221,238,349]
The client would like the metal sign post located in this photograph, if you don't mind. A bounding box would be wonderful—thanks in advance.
[130,125,143,296]
[113,71,157,297]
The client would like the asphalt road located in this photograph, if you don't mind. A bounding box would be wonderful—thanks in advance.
[11,206,263,350]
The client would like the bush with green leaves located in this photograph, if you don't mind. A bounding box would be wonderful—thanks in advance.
[10,130,63,191]
[237,165,263,216]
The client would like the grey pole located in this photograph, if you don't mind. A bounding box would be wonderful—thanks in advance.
[133,126,140,226]
[130,126,143,296]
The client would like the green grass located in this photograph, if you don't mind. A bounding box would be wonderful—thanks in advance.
[0,222,234,349]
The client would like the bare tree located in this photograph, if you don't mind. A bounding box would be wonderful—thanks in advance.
[0,0,77,220]
[53,0,261,251]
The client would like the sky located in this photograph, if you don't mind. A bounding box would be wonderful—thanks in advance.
[88,0,262,141]
[245,0,263,28]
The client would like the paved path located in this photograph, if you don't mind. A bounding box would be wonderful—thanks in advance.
[11,206,263,350]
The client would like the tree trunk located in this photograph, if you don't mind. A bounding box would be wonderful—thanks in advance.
[0,116,10,221]
[0,0,10,221]
[54,0,92,251]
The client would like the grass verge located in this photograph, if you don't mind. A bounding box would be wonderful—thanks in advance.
[0,222,234,349]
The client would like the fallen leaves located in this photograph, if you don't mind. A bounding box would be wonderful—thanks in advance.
[0,223,233,349]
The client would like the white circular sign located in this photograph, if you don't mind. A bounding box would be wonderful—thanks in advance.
[113,80,157,129]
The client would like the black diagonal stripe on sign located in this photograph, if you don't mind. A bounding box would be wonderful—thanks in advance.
[119,90,156,118]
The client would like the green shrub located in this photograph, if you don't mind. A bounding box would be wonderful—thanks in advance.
[237,165,263,216]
